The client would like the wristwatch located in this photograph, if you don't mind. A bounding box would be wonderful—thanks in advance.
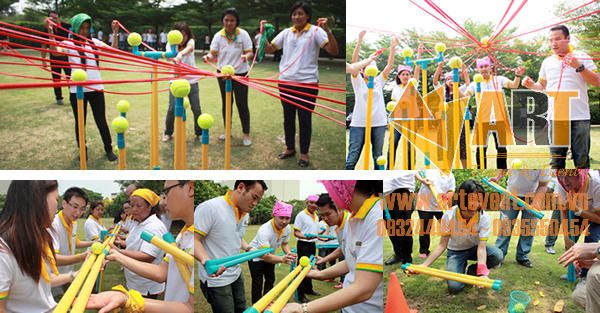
[576,64,585,73]
[597,245,600,257]
[302,302,309,313]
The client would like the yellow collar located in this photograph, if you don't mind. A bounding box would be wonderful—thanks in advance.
[271,219,284,240]
[291,24,311,33]
[225,191,246,223]
[554,44,576,59]
[41,245,58,283]
[351,195,379,220]
[304,208,317,222]
[90,215,103,227]
[219,27,240,43]
[179,225,194,238]
[455,207,480,226]
[337,210,348,230]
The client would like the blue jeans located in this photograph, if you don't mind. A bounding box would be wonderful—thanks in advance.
[549,120,590,168]
[495,197,539,261]
[446,245,504,294]
[545,208,562,248]
[387,128,413,169]
[346,126,386,170]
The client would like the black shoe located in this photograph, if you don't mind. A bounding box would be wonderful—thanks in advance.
[517,259,533,268]
[298,296,310,303]
[278,151,296,159]
[298,159,310,167]
[385,255,403,266]
[105,149,117,162]
[306,291,321,296]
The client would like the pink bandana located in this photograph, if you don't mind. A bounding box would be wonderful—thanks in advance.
[319,180,357,211]
[272,200,293,217]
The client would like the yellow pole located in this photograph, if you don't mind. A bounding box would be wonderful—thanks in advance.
[225,79,232,170]
[77,97,86,170]
[251,265,303,311]
[477,91,485,169]
[422,68,430,168]
[265,263,312,313]
[118,147,126,170]
[453,81,460,168]
[404,264,497,289]
[151,65,159,169]
[364,84,373,170]
[389,123,395,169]
[202,144,209,170]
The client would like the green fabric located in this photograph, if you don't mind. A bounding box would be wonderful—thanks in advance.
[257,23,275,62]
[70,13,93,34]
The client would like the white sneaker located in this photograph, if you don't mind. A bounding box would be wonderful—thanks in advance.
[242,138,252,146]
[219,134,226,141]
[162,134,172,142]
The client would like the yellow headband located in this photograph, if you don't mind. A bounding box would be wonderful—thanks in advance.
[131,188,160,207]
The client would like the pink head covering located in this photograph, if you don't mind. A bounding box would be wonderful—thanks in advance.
[476,56,492,68]
[272,200,293,217]
[306,195,319,202]
[319,180,357,211]
[397,64,412,74]
[444,72,453,80]
[556,169,590,192]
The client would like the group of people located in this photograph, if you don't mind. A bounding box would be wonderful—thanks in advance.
[195,180,383,313]
[41,1,339,168]
[384,169,600,312]
[347,25,600,170]
[0,180,195,312]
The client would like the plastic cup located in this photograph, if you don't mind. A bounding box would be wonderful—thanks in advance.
[508,290,530,313]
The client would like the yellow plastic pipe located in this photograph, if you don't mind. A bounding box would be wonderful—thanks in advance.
[363,80,374,170]
[151,65,159,169]
[202,144,209,170]
[422,69,430,169]
[141,231,194,267]
[389,123,395,169]
[118,148,126,170]
[77,98,86,170]
[403,264,501,290]
[248,265,303,312]
[225,80,232,170]
[265,263,312,313]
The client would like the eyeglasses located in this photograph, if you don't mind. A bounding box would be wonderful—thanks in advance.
[66,201,86,210]
[162,181,188,197]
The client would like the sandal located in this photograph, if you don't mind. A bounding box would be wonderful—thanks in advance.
[298,159,310,167]
[278,151,296,159]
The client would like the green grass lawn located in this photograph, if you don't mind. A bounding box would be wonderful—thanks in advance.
[0,50,345,170]
[347,126,600,170]
[196,224,342,313]
[384,211,585,313]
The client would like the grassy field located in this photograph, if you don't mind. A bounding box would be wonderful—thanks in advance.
[346,126,600,170]
[384,211,586,313]
[0,50,345,170]
[196,224,342,313]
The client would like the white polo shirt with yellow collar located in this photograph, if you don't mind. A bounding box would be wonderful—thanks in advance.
[209,27,253,74]
[335,210,350,252]
[248,219,292,262]
[196,192,249,287]
[442,205,492,251]
[84,215,106,241]
[293,208,320,243]
[50,210,80,273]
[271,24,329,83]
[164,225,194,302]
[342,195,383,313]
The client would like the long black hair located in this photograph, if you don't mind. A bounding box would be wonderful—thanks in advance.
[0,181,58,282]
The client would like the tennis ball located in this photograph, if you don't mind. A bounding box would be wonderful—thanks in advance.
[113,145,119,154]
[221,65,235,76]
[448,56,463,69]
[127,32,142,47]
[170,79,191,98]
[511,159,523,169]
[481,36,490,47]
[513,303,525,313]
[299,256,310,267]
[91,242,103,255]
[364,65,378,77]
[402,47,414,58]
[197,113,214,129]
[386,101,396,112]
[473,73,484,83]
[116,100,130,113]
[111,116,129,133]
[167,30,183,45]
[183,97,190,110]
[71,69,87,82]
[434,42,446,53]
[376,156,387,166]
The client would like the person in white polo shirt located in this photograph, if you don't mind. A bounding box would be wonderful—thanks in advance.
[196,180,267,313]
[265,1,339,167]
[84,201,107,241]
[112,188,167,298]
[50,187,94,298]
[293,194,322,302]
[413,179,503,294]
[523,25,600,169]
[87,180,195,312]
[247,200,296,304]
[384,171,416,266]
[346,33,396,170]
[282,180,383,313]
[204,8,254,146]
[0,181,78,313]
[315,193,350,289]
[492,169,550,268]
[416,170,455,258]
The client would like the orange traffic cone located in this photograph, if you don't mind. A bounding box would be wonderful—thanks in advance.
[385,272,416,313]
